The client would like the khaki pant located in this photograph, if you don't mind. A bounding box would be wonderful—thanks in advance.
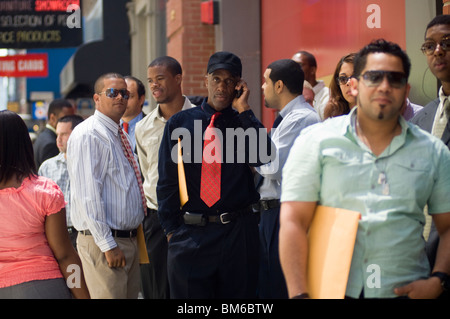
[77,233,140,299]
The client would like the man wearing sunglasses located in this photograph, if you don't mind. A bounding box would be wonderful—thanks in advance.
[67,73,145,298]
[279,39,450,299]
[412,16,450,290]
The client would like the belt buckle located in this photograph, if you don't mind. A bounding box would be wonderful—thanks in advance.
[219,213,231,224]
[260,201,269,211]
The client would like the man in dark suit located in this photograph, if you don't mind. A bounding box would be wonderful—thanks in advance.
[412,16,450,283]
[34,99,75,169]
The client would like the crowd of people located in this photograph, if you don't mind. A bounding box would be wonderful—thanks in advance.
[1,14,450,300]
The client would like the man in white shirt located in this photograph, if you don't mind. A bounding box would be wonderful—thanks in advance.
[39,114,84,247]
[292,51,330,120]
[256,59,320,299]
[67,73,145,299]
[135,56,194,299]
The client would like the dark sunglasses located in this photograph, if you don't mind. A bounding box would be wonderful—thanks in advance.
[336,75,353,85]
[98,88,130,100]
[421,37,450,56]
[359,71,407,89]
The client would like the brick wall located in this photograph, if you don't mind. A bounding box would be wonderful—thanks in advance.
[444,0,450,15]
[166,0,216,97]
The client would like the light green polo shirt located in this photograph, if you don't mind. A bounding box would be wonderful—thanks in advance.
[281,107,450,298]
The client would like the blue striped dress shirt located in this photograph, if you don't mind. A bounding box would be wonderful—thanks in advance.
[67,110,144,252]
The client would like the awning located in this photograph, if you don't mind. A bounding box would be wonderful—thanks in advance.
[60,39,130,99]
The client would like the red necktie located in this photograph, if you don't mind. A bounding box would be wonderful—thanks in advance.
[119,128,147,215]
[200,112,221,207]
[123,122,129,134]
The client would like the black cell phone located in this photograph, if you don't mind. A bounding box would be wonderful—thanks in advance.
[235,88,243,98]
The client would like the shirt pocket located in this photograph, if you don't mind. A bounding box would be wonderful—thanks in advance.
[143,136,161,166]
[321,148,368,193]
[389,157,433,200]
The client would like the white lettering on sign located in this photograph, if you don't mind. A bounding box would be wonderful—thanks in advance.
[367,4,381,29]
[0,60,15,72]
[18,59,44,72]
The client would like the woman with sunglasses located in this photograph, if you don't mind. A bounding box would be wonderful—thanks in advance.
[0,110,90,299]
[323,53,357,120]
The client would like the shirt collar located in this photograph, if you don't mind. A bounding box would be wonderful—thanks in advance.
[56,152,66,163]
[46,123,56,134]
[94,110,120,136]
[120,112,144,126]
[345,106,409,156]
[279,95,307,118]
[154,96,194,123]
[201,99,234,119]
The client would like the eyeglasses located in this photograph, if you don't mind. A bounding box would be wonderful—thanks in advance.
[336,75,353,85]
[359,70,407,89]
[421,37,450,55]
[98,88,130,100]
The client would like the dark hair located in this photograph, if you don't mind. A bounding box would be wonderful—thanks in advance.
[353,39,411,79]
[324,53,356,119]
[57,114,84,130]
[295,51,317,68]
[47,98,73,118]
[0,110,36,183]
[425,14,450,37]
[124,76,146,98]
[267,59,304,95]
[94,73,125,94]
[148,56,182,77]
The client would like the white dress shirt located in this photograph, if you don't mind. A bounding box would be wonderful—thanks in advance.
[256,95,320,200]
[135,96,194,210]
[67,110,144,252]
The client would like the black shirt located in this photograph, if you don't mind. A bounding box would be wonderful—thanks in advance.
[157,99,274,234]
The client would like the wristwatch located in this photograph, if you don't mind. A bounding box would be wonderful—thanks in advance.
[431,272,450,291]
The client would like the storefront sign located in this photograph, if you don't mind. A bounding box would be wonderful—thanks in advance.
[0,53,48,77]
[0,0,82,49]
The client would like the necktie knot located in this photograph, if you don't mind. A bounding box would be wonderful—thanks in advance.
[123,122,129,133]
[209,112,221,127]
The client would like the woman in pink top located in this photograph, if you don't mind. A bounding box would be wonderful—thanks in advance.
[0,110,90,299]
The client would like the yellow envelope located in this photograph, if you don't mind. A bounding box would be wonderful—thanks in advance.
[178,138,189,207]
[137,224,149,264]
[307,205,360,299]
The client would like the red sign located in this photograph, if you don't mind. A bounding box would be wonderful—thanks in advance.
[0,53,48,77]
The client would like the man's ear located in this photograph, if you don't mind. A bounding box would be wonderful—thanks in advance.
[175,73,183,86]
[93,93,100,107]
[48,113,58,128]
[275,80,284,94]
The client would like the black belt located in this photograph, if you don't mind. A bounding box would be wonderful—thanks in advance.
[67,226,77,234]
[259,199,280,211]
[183,207,252,226]
[79,228,138,238]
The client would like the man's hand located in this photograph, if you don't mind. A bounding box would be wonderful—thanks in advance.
[105,246,126,268]
[394,277,443,299]
[232,80,251,113]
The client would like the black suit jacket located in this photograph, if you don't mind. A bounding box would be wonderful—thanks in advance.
[33,127,58,169]
[411,98,450,273]
[411,98,450,148]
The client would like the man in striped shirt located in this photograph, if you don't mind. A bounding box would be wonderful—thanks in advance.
[67,73,145,299]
